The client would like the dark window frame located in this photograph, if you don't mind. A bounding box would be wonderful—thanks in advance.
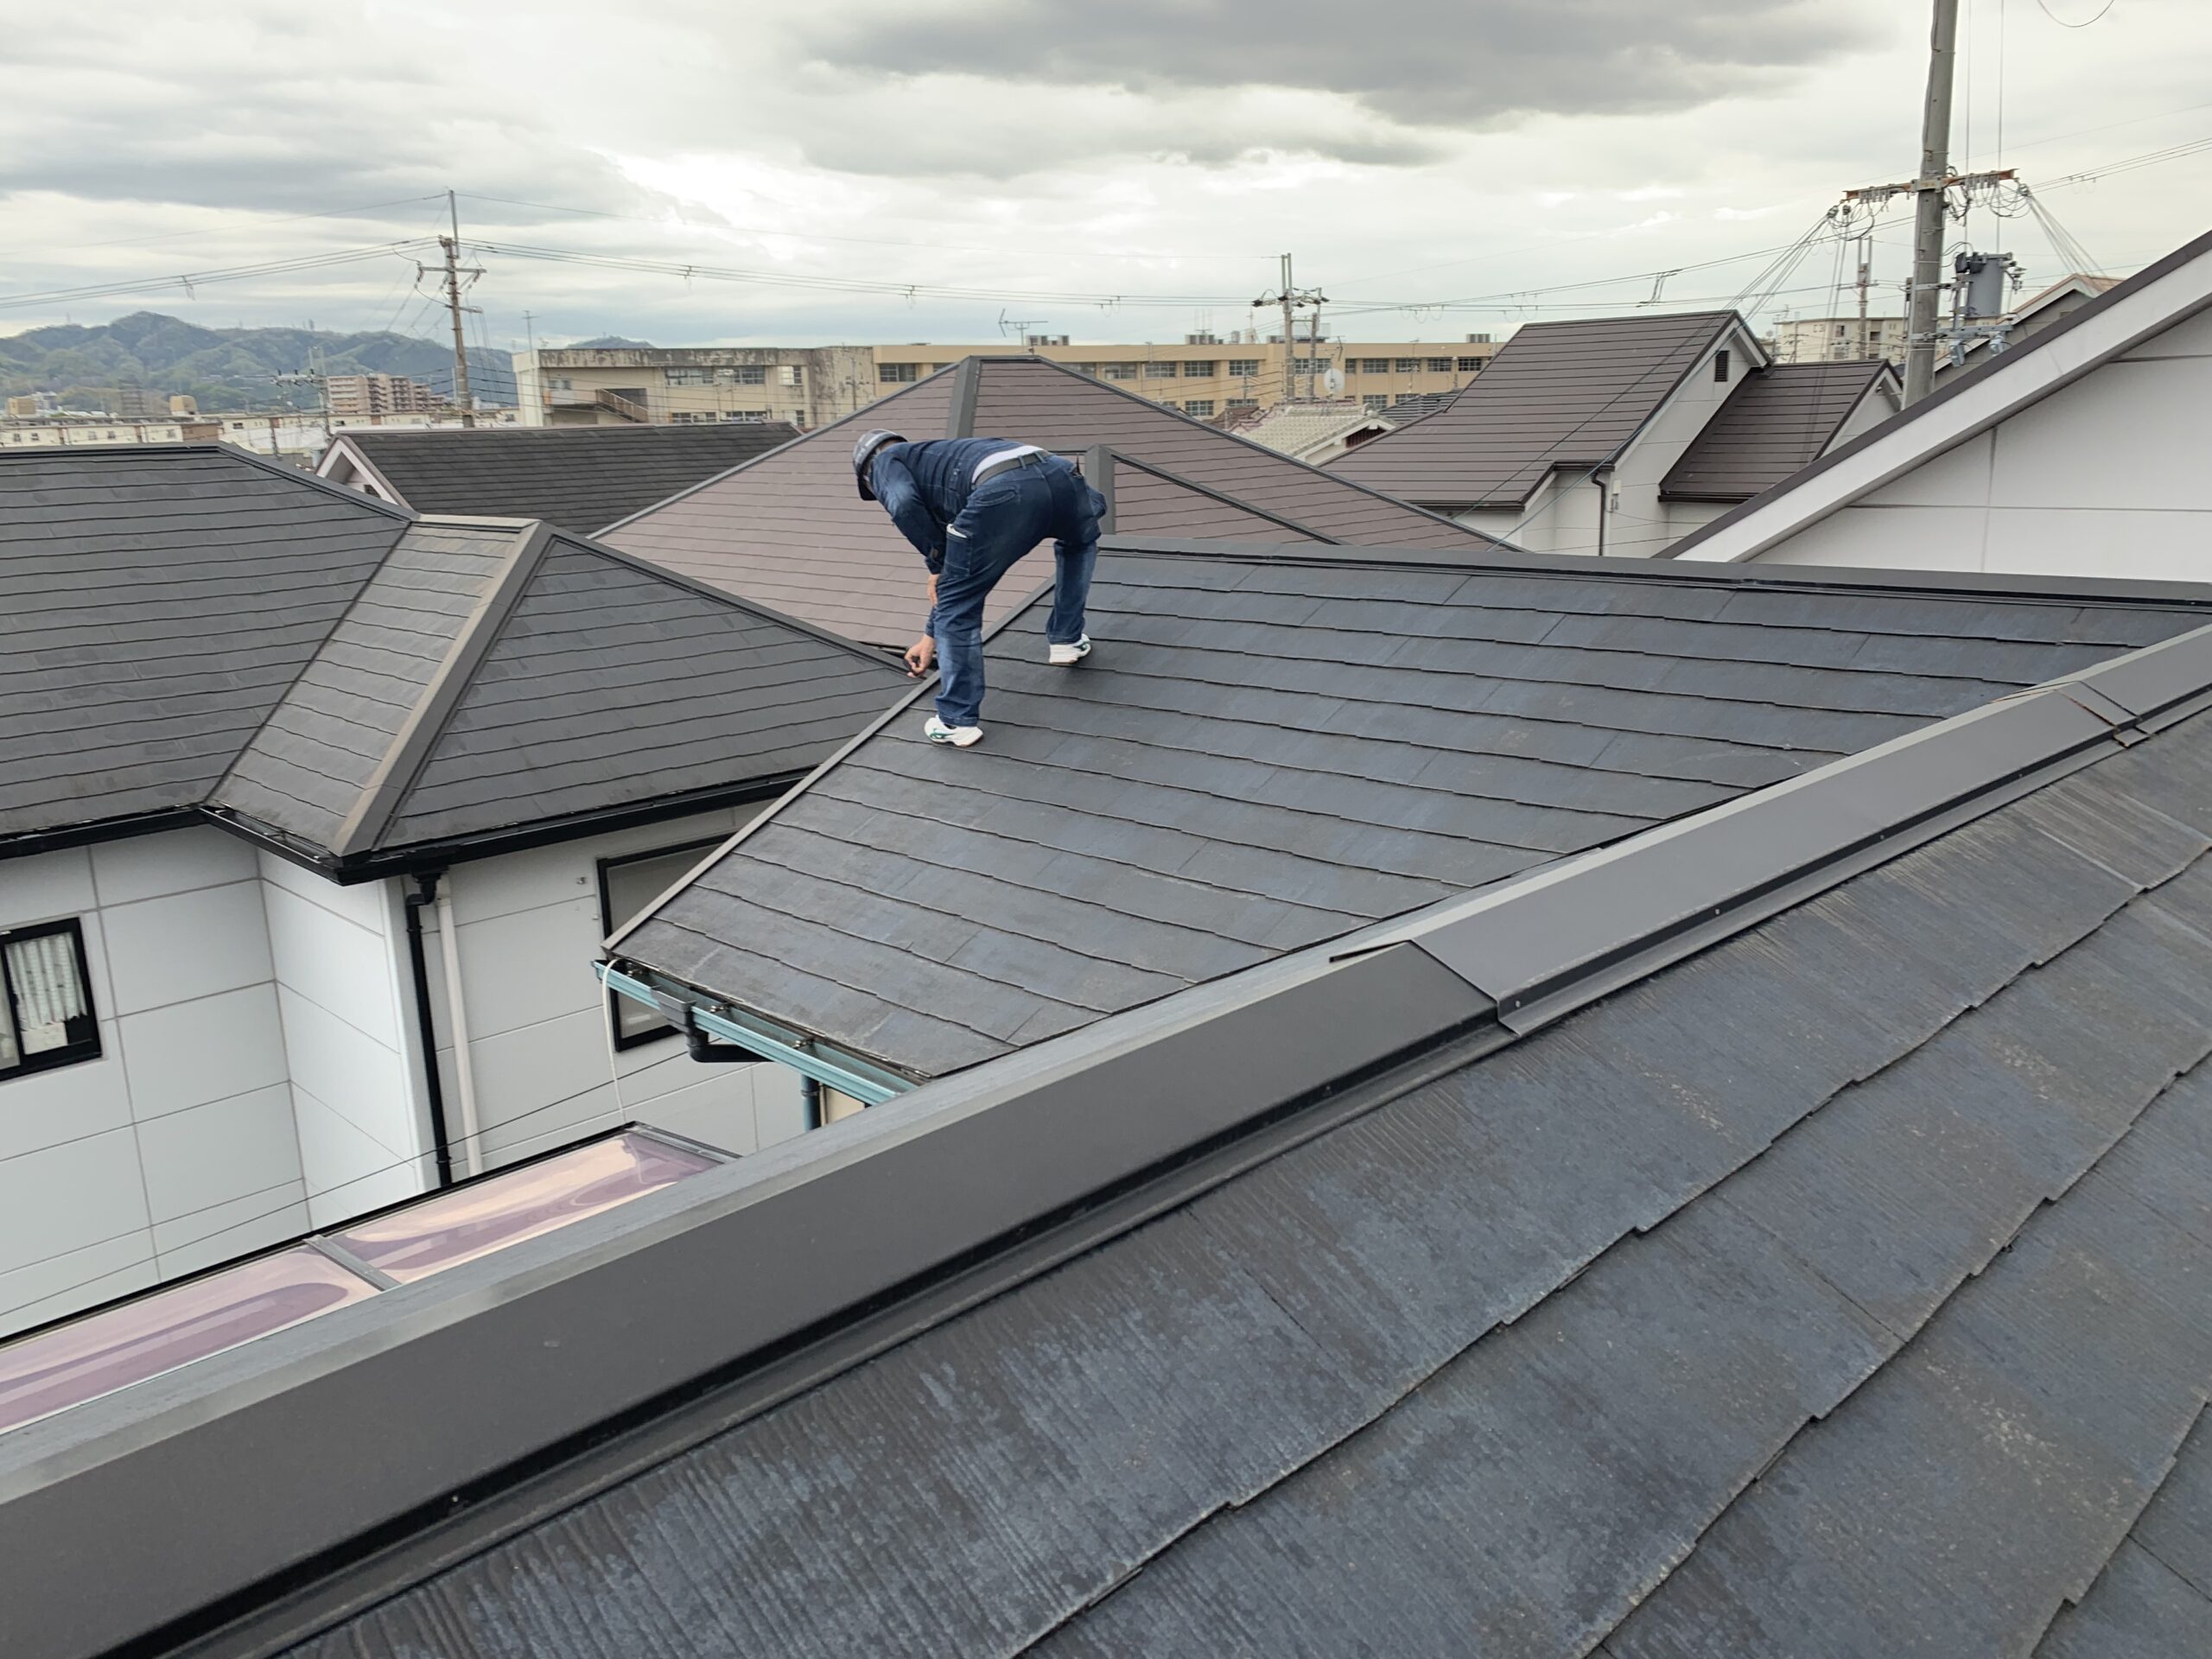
[596,838,734,1052]
[0,918,101,1083]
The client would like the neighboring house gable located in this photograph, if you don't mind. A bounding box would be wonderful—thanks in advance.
[316,422,799,534]
[601,355,1502,649]
[1324,310,1748,512]
[1669,226,2212,577]
[608,538,2212,1085]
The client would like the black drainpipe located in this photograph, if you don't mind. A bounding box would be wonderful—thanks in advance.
[800,1076,823,1131]
[403,872,457,1187]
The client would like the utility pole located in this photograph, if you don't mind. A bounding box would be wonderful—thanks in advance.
[1854,232,1873,361]
[1255,253,1328,405]
[1904,0,1961,405]
[440,189,481,427]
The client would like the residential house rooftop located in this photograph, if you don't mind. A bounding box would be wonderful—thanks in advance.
[601,354,1504,650]
[610,537,2212,1083]
[10,546,2212,1658]
[1325,309,1746,510]
[315,420,800,537]
[1661,358,1899,503]
[0,445,906,874]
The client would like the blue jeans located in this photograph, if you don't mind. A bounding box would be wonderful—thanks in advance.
[927,455,1102,728]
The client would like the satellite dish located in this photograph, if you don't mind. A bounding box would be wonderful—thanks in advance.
[1322,366,1344,395]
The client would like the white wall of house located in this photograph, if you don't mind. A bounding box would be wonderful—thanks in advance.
[1716,305,2212,577]
[0,809,804,1339]
[1599,334,1754,560]
[257,855,435,1229]
[0,828,306,1334]
[417,808,807,1177]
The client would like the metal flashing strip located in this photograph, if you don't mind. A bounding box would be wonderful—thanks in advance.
[1388,618,2212,1029]
[0,946,1485,1659]
[598,964,906,1105]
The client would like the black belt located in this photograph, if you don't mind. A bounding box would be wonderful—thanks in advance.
[973,450,1048,486]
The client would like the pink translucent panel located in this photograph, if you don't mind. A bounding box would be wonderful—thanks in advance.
[0,1248,377,1435]
[332,1132,715,1285]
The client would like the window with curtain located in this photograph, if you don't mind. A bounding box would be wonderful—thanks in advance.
[0,919,100,1080]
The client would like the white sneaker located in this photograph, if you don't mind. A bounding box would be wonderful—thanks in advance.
[925,715,983,747]
[1049,634,1092,666]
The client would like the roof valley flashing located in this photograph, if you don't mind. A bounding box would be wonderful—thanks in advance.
[13,596,2212,1659]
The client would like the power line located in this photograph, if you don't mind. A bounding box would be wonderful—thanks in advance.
[0,240,439,312]
[8,194,448,262]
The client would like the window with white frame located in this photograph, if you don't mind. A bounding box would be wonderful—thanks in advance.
[1425,357,1452,372]
[597,841,734,1050]
[665,367,711,385]
[1355,358,1389,374]
[1145,361,1179,378]
[1182,360,1218,378]
[879,363,919,383]
[1394,358,1419,373]
[0,919,99,1081]
[1183,399,1216,416]
[1228,358,1261,377]
[1456,356,1484,372]
[779,365,804,386]
[719,365,767,385]
[1103,363,1141,380]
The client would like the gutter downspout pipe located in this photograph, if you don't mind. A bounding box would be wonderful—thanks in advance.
[433,874,486,1178]
[402,874,456,1187]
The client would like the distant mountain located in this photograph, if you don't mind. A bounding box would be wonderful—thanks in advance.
[568,334,654,349]
[0,311,518,411]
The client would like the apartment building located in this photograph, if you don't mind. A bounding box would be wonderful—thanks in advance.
[513,335,1501,429]
[1770,313,1908,364]
[871,333,1499,421]
[513,346,876,429]
[323,372,442,417]
[0,417,221,448]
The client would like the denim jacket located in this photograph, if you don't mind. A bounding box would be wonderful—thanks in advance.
[868,437,1040,574]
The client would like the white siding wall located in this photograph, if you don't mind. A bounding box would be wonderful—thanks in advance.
[1728,306,2212,578]
[0,828,303,1334]
[1604,343,1745,559]
[421,808,805,1174]
[257,855,434,1229]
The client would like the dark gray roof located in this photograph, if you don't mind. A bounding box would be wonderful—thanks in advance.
[329,421,799,535]
[1378,386,1465,423]
[283,672,2212,1659]
[613,540,2211,1082]
[1327,310,1743,508]
[2,446,906,865]
[1662,359,1897,502]
[602,356,1500,649]
[0,446,409,842]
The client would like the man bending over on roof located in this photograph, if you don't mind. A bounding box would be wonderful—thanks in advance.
[852,429,1103,748]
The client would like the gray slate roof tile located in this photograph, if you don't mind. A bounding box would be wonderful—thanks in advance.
[306,702,2212,1659]
[3,447,906,861]
[618,545,2207,1081]
[333,420,799,533]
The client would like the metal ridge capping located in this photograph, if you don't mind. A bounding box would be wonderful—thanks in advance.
[1393,619,2212,1030]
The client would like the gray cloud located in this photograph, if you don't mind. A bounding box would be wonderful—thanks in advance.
[794,0,1878,140]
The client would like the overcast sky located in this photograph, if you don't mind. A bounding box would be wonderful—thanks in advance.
[3,0,2207,353]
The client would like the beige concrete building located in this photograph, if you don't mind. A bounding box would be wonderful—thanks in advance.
[513,346,876,429]
[512,335,1501,429]
[0,417,221,449]
[324,373,442,417]
[1770,314,1908,365]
